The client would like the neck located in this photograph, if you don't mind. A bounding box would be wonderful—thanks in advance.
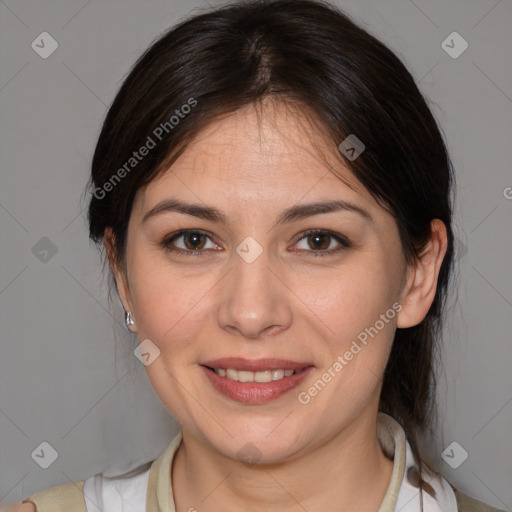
[171,410,395,512]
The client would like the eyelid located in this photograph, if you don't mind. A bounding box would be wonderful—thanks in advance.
[162,228,350,257]
[162,229,219,253]
[292,229,350,256]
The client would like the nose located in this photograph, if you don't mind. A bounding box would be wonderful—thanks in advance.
[216,244,293,340]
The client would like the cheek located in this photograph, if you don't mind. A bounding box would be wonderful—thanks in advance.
[312,259,398,386]
[314,260,394,329]
[127,255,215,356]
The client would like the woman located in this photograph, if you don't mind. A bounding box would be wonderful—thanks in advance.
[10,0,504,510]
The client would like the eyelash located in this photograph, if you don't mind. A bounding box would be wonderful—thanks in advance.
[161,229,350,258]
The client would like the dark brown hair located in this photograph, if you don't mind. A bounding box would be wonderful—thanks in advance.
[87,0,455,502]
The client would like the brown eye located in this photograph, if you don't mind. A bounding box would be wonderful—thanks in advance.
[294,229,350,257]
[182,232,207,250]
[162,229,218,256]
[307,232,331,250]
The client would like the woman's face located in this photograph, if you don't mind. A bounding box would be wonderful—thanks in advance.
[113,101,416,463]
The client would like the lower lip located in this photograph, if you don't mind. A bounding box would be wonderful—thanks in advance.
[201,366,314,404]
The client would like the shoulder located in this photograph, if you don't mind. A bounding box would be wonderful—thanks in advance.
[453,486,507,512]
[10,434,182,512]
[1,502,36,512]
[7,480,86,512]
[11,461,151,512]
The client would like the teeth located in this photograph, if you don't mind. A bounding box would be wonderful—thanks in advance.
[226,368,238,380]
[255,370,272,382]
[238,370,254,383]
[272,369,284,380]
[214,367,302,382]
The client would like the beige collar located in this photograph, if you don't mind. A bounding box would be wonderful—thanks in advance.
[146,412,406,512]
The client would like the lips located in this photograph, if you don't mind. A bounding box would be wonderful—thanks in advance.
[200,357,315,404]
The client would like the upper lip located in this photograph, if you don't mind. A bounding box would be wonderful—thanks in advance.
[201,357,314,372]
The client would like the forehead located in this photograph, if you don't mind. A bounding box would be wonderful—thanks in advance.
[134,101,376,213]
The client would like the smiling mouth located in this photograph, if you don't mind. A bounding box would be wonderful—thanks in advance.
[200,361,315,403]
[202,366,310,383]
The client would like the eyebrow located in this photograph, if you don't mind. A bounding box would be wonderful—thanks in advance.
[142,198,373,225]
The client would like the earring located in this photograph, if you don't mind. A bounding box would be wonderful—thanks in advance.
[125,311,135,332]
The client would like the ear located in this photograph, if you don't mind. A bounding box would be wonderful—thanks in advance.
[397,219,448,328]
[104,228,138,332]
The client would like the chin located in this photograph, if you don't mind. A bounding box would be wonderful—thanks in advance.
[198,418,309,465]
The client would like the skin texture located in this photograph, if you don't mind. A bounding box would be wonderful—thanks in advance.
[103,99,447,512]
[2,504,35,512]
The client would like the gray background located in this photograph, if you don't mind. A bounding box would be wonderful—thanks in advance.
[1,0,511,509]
